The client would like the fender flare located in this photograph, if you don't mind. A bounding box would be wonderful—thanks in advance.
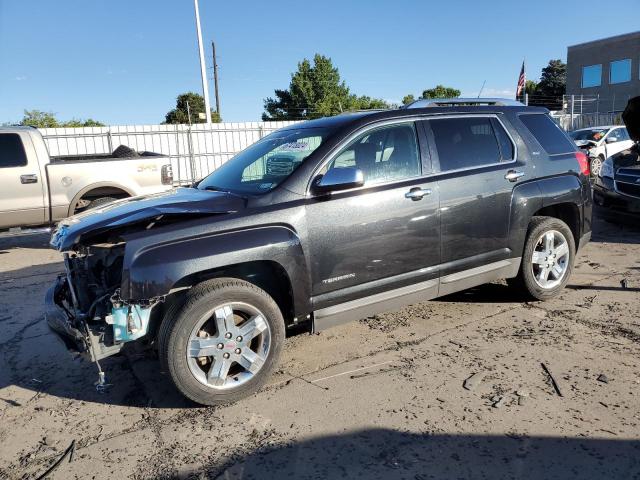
[507,175,584,255]
[68,182,135,216]
[121,225,311,317]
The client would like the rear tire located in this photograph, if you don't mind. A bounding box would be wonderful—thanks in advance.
[590,155,604,178]
[160,278,285,406]
[509,216,575,301]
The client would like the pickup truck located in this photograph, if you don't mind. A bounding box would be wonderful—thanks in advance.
[0,127,173,233]
[45,99,592,406]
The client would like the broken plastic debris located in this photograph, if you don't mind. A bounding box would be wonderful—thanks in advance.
[463,372,484,391]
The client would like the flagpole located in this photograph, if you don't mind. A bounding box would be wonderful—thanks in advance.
[524,58,528,106]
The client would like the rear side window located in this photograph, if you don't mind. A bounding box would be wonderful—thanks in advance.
[519,114,575,155]
[0,133,28,168]
[430,117,511,171]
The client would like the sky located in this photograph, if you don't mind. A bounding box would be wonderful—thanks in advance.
[1,0,639,125]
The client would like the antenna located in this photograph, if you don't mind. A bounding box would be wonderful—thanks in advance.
[477,80,486,98]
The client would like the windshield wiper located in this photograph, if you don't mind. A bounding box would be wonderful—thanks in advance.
[203,185,230,193]
[202,185,249,199]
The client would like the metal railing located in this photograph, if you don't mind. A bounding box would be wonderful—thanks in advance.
[39,121,300,185]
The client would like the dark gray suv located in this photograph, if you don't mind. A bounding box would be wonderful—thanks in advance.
[47,99,592,405]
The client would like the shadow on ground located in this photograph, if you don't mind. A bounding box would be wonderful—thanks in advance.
[0,232,51,253]
[205,429,640,479]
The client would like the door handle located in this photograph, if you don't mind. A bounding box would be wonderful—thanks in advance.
[504,170,525,182]
[405,187,431,201]
[20,174,38,184]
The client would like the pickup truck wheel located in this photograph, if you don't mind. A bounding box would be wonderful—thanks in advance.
[161,278,285,406]
[86,196,117,210]
[509,216,575,301]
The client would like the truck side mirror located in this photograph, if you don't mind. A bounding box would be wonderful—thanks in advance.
[605,136,618,144]
[312,167,364,194]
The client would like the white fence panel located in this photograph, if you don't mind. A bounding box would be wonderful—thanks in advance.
[39,121,300,184]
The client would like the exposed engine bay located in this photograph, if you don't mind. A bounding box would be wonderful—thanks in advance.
[47,240,162,365]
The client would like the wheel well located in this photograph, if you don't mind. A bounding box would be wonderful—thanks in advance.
[532,203,580,244]
[80,186,129,202]
[174,261,295,324]
[71,186,130,214]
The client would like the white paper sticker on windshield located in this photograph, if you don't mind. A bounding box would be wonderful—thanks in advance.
[279,142,309,151]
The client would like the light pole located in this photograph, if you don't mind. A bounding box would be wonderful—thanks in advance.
[193,0,212,124]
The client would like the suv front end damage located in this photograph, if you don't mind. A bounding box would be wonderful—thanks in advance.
[45,187,243,367]
[46,236,160,364]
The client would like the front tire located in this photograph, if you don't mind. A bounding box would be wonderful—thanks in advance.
[509,217,575,301]
[160,278,285,406]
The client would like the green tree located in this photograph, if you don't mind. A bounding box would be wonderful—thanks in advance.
[19,110,104,128]
[61,118,105,127]
[525,80,538,96]
[421,85,461,99]
[164,92,221,124]
[262,54,390,120]
[530,60,566,110]
[19,110,60,128]
[401,86,461,105]
[402,94,416,106]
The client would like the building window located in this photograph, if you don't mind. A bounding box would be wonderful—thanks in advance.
[610,59,631,84]
[582,64,602,88]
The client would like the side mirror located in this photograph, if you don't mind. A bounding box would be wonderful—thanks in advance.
[605,136,618,144]
[312,167,364,194]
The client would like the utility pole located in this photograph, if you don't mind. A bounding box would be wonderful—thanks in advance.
[212,41,221,117]
[193,0,212,124]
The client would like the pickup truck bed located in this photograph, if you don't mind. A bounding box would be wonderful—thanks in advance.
[0,127,174,231]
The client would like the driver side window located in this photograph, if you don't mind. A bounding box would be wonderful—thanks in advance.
[323,123,421,185]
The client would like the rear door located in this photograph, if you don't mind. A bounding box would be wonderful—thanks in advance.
[0,132,47,228]
[423,115,522,280]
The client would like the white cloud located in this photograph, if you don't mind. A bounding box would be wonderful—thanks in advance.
[15,75,27,81]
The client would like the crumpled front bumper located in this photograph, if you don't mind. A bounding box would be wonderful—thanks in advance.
[45,276,125,362]
[45,276,90,357]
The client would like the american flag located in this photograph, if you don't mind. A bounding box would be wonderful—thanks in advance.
[516,61,526,100]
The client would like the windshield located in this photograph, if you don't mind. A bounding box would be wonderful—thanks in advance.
[569,128,609,142]
[198,127,333,194]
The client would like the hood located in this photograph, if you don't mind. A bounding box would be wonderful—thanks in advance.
[574,139,598,148]
[623,96,640,142]
[50,187,246,251]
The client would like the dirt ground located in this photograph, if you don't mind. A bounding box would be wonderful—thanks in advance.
[0,214,639,479]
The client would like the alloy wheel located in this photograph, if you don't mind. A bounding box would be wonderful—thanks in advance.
[186,302,271,390]
[530,229,570,289]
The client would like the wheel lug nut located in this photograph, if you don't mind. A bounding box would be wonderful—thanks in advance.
[223,352,230,359]
[235,348,241,354]
[236,336,243,342]
[217,343,224,349]
[225,332,232,339]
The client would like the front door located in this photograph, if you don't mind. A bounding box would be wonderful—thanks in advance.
[305,121,440,308]
[0,132,46,229]
[604,127,635,157]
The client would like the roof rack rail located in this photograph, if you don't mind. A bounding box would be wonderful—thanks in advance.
[402,98,524,109]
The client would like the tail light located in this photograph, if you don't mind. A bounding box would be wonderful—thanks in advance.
[575,151,589,176]
[161,164,173,185]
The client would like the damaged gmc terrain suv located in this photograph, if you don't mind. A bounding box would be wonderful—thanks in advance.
[47,99,592,405]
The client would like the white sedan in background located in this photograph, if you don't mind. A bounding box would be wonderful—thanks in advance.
[569,125,634,176]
